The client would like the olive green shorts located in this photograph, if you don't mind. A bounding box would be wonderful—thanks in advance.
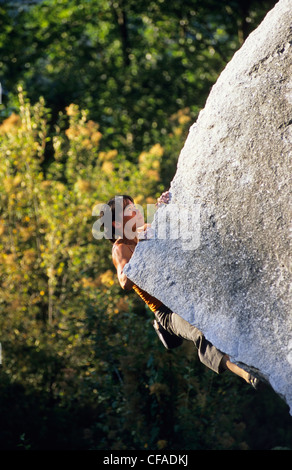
[155,304,225,374]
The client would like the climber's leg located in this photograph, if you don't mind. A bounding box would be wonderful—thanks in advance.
[155,304,260,387]
[220,356,260,388]
[220,355,249,382]
[155,305,224,374]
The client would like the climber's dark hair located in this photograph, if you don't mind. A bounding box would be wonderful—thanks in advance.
[100,195,134,244]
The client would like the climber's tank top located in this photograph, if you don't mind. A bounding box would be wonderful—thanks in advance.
[132,284,162,312]
[113,240,162,313]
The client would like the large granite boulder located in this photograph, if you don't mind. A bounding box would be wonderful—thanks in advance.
[124,0,292,413]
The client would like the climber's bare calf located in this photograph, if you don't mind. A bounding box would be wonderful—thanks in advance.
[221,356,258,387]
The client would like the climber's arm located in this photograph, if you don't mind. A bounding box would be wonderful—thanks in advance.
[137,223,151,235]
[112,244,134,291]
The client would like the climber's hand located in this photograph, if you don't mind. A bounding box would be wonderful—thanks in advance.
[137,223,151,234]
[156,190,171,206]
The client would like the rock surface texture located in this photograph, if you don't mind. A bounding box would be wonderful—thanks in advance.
[124,0,292,412]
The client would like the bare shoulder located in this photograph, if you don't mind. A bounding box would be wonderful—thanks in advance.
[112,240,132,255]
[112,240,135,267]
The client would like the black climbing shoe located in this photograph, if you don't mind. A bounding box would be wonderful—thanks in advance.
[248,375,260,390]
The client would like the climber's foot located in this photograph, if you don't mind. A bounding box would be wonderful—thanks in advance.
[247,374,260,390]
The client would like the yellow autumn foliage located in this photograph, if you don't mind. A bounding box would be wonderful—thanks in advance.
[76,179,92,193]
[149,143,164,157]
[99,269,115,287]
[99,149,118,161]
[101,161,114,174]
[0,113,21,134]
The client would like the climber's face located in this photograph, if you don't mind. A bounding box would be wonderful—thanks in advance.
[122,200,145,239]
[113,198,144,240]
[123,201,144,227]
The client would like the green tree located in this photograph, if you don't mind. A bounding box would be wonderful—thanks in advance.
[0,0,277,156]
[0,89,195,450]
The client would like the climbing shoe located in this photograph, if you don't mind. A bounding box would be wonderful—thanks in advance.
[248,374,260,390]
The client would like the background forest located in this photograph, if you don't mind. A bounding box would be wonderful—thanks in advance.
[0,0,291,451]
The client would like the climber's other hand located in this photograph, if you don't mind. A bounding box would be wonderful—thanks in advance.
[156,190,171,206]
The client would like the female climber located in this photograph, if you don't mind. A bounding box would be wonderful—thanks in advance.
[100,192,259,388]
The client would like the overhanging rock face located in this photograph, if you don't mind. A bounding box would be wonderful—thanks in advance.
[124,0,292,412]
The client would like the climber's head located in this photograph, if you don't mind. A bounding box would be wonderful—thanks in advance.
[100,195,144,243]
